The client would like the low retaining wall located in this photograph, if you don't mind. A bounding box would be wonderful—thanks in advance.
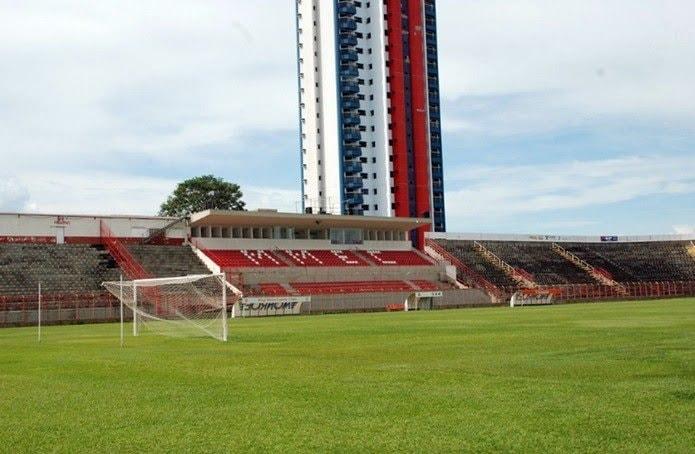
[301,288,493,314]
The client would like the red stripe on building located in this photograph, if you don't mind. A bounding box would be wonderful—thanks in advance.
[407,0,431,247]
[386,0,410,218]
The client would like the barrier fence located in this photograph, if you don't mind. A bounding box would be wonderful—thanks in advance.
[499,281,695,302]
[1,281,693,327]
[0,291,121,327]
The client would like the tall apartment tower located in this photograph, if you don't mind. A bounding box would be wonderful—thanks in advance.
[296,0,445,241]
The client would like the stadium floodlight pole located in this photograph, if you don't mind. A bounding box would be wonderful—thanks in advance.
[132,280,138,336]
[37,282,41,343]
[221,273,228,342]
[119,274,124,347]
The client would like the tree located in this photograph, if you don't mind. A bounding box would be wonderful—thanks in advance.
[159,175,245,217]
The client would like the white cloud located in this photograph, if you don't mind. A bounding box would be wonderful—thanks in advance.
[13,171,177,215]
[0,1,297,171]
[673,225,695,235]
[437,0,695,134]
[8,170,300,216]
[445,155,695,224]
[0,177,31,211]
[244,187,302,214]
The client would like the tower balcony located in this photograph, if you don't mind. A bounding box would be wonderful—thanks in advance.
[342,114,360,126]
[343,145,362,159]
[341,97,360,109]
[425,3,436,17]
[342,129,361,143]
[340,50,358,63]
[340,65,359,77]
[339,35,358,47]
[344,177,363,191]
[343,161,363,174]
[344,194,364,206]
[340,81,359,95]
[338,18,357,32]
[338,3,357,16]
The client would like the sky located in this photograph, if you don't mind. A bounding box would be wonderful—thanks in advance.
[0,0,694,235]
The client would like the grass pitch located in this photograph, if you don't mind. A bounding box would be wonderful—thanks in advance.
[1,299,694,453]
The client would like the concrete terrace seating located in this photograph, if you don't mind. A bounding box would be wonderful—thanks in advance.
[364,250,433,266]
[480,241,595,285]
[279,250,367,266]
[204,250,286,268]
[127,245,210,278]
[0,244,121,297]
[564,242,695,283]
[436,240,518,288]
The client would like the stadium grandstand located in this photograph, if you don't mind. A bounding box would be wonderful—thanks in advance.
[427,233,695,302]
[1,211,694,327]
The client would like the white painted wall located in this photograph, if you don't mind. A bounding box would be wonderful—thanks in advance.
[297,1,394,217]
[427,232,695,243]
[194,237,413,251]
[0,213,184,241]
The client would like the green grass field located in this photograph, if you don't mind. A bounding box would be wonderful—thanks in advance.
[1,299,694,453]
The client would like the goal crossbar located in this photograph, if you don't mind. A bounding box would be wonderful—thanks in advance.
[103,273,241,342]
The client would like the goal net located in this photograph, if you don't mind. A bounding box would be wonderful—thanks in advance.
[103,274,240,342]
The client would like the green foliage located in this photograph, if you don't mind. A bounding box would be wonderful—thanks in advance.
[159,175,245,217]
[1,299,694,452]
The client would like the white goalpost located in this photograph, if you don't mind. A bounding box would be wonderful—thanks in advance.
[103,274,241,342]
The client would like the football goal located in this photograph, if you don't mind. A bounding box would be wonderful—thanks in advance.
[103,274,240,342]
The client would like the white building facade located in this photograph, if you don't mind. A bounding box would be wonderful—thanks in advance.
[296,0,445,243]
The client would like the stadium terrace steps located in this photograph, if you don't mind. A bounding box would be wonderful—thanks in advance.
[435,240,518,289]
[563,242,695,283]
[551,242,626,291]
[0,244,121,297]
[688,242,695,260]
[127,245,210,278]
[476,241,594,286]
[473,241,538,288]
[432,239,695,297]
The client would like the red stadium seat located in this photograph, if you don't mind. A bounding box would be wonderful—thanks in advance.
[281,250,368,266]
[203,250,286,268]
[365,250,433,266]
[290,280,415,295]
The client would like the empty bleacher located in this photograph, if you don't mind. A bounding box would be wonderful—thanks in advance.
[479,241,595,285]
[436,240,518,289]
[127,245,210,277]
[0,243,121,296]
[563,242,695,283]
[432,237,695,301]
